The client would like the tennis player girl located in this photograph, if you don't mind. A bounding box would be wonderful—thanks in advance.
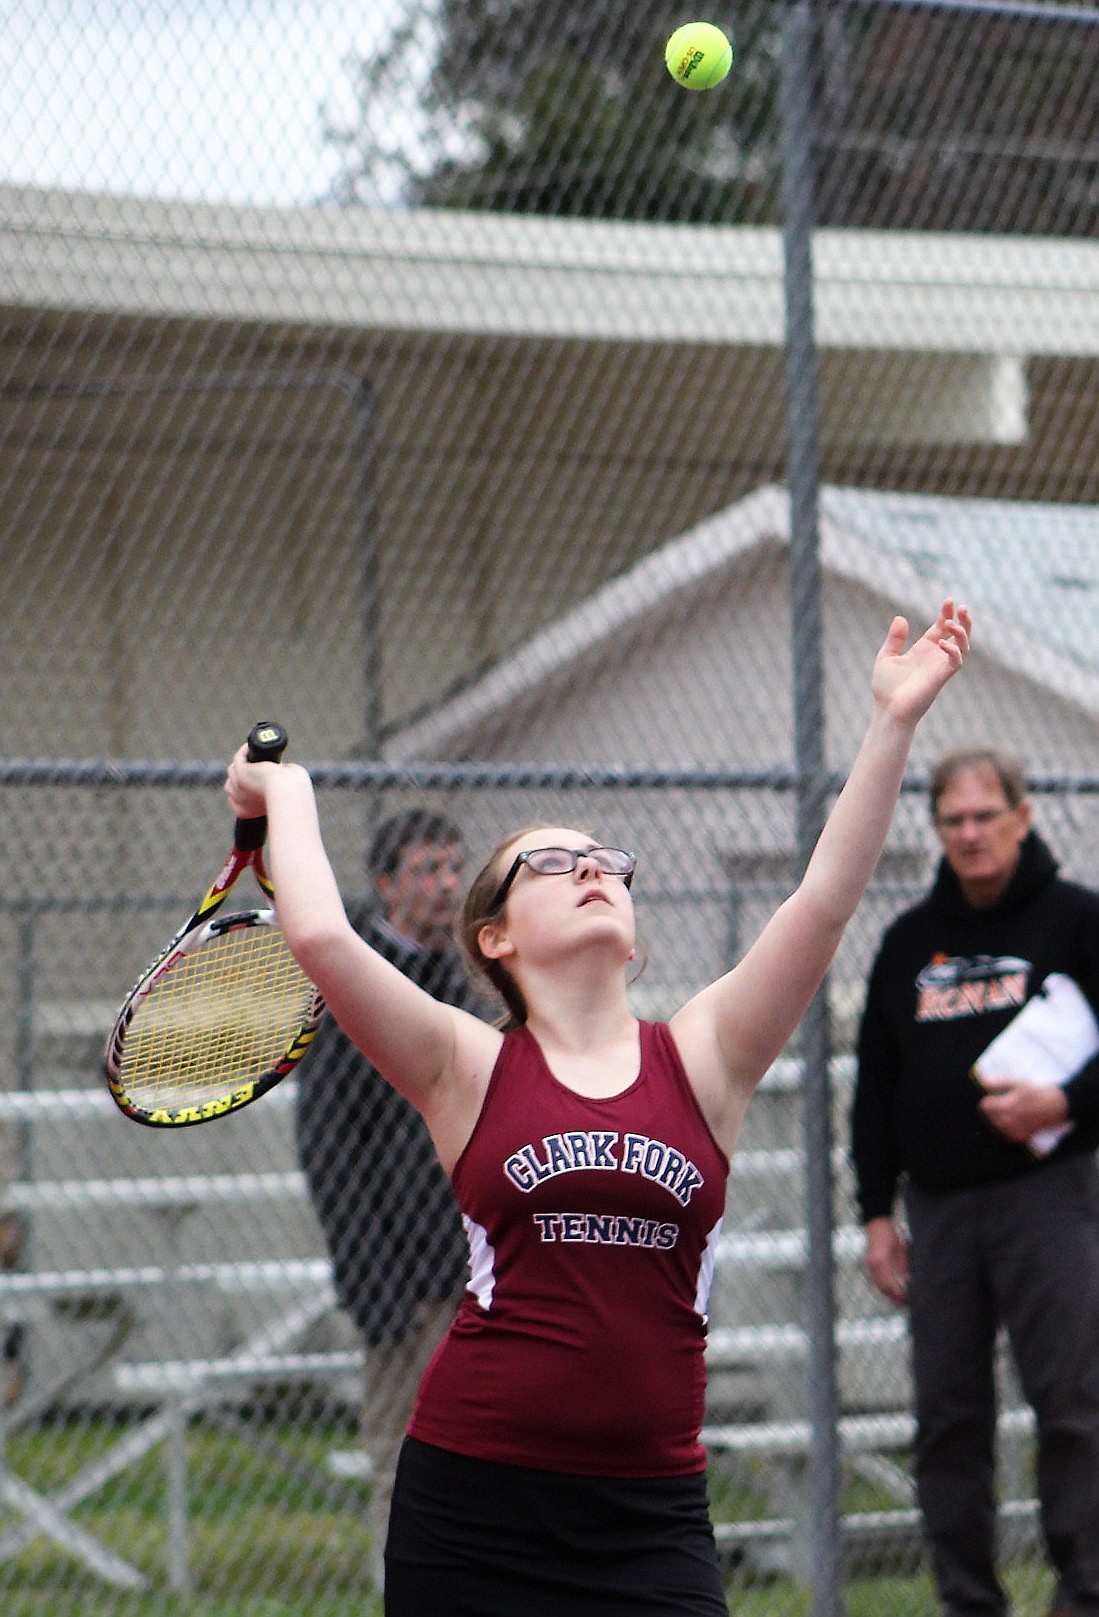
[226,600,970,1616]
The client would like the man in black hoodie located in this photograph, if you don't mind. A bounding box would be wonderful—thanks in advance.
[852,747,1099,1617]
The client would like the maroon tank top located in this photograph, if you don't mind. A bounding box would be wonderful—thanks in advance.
[408,1021,729,1476]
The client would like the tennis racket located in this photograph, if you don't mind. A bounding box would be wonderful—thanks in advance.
[104,721,325,1127]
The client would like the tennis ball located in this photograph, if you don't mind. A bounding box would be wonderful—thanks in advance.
[664,21,733,90]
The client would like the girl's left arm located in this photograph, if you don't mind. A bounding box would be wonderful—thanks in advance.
[671,600,970,1149]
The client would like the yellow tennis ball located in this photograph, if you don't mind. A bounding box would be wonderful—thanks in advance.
[664,21,733,90]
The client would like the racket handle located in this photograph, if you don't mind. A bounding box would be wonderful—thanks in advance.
[236,721,289,851]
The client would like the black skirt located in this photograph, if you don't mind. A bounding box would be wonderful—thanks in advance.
[384,1437,728,1616]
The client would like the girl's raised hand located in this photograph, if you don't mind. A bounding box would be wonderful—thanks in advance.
[224,743,279,822]
[871,599,971,728]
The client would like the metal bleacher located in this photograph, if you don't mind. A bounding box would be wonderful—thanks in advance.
[701,1052,1038,1578]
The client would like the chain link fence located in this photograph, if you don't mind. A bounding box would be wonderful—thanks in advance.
[3,1,1099,1613]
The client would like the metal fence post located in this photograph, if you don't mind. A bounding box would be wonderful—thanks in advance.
[780,2,847,1612]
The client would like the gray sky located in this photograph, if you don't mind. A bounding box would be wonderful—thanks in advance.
[0,0,420,207]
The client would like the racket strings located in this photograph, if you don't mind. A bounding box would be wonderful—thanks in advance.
[117,925,317,1109]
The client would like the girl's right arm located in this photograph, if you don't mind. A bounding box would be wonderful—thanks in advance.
[225,751,501,1166]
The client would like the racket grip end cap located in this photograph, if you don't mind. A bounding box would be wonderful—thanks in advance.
[246,722,288,764]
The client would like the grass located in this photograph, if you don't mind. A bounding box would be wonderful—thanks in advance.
[0,1416,1054,1616]
[0,1415,382,1615]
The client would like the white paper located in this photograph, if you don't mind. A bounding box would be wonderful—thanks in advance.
[971,973,1099,1156]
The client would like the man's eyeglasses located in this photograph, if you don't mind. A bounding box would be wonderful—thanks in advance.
[489,846,637,912]
[935,807,1014,833]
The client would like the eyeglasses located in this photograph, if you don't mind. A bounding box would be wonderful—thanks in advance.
[489,846,637,912]
[935,807,1015,833]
